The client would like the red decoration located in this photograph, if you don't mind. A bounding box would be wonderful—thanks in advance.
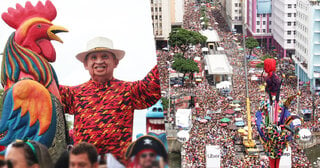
[2,0,56,29]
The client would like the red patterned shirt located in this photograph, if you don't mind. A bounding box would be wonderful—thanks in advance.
[59,65,160,164]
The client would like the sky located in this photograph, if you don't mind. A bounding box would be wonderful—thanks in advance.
[0,0,157,136]
[0,0,157,85]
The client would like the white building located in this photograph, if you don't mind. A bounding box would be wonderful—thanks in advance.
[225,0,244,33]
[151,0,171,49]
[170,0,184,27]
[294,0,320,92]
[271,0,297,58]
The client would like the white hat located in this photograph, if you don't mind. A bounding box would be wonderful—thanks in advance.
[76,37,125,63]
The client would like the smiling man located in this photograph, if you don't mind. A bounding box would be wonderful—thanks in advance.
[59,37,161,167]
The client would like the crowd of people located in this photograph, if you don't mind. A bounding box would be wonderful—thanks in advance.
[157,0,320,167]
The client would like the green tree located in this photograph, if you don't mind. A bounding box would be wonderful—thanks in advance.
[169,28,207,55]
[171,56,199,84]
[161,97,169,111]
[245,37,259,56]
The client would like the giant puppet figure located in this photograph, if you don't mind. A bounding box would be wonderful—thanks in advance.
[0,0,68,161]
[255,58,303,168]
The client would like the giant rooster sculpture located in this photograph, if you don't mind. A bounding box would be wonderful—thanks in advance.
[0,0,68,161]
[256,58,303,168]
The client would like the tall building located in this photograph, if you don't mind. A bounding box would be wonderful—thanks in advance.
[271,0,297,58]
[294,0,320,92]
[246,0,272,48]
[151,0,171,49]
[225,0,244,33]
[171,0,184,28]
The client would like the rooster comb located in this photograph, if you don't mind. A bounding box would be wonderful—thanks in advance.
[2,0,56,29]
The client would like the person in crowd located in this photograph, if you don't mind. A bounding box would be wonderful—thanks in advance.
[126,135,167,168]
[69,142,98,168]
[4,140,53,168]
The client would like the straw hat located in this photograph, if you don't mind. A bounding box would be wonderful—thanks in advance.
[76,37,125,63]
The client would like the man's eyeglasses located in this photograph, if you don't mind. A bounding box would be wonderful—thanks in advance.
[140,152,156,158]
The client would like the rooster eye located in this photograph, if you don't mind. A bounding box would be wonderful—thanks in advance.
[37,24,42,28]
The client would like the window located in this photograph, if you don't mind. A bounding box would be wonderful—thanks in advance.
[155,15,158,19]
[159,15,162,20]
[155,7,157,12]
[257,14,260,17]
[263,29,266,33]
[239,10,242,13]
[235,3,238,7]
[235,10,238,13]
[269,29,272,33]
[294,31,296,35]
[257,21,260,25]
[288,13,292,17]
[263,14,266,17]
[159,7,162,12]
[287,22,291,26]
[239,3,241,7]
[151,8,153,12]
[269,21,272,25]
[287,31,291,35]
[263,21,266,25]
[294,22,296,26]
[288,4,292,8]
[287,39,291,44]
[257,29,260,33]
[294,4,296,8]
[239,16,242,20]
[152,15,154,19]
[151,0,153,4]
[294,39,296,43]
[294,13,296,17]
[235,16,238,20]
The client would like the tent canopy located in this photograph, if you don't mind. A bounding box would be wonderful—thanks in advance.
[200,29,220,42]
[205,54,233,75]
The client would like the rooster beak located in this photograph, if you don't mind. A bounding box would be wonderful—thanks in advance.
[47,25,68,43]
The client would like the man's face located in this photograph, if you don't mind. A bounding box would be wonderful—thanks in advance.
[69,153,97,168]
[138,151,157,168]
[84,51,119,82]
[5,147,36,168]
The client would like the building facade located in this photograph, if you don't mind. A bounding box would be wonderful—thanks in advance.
[226,0,244,33]
[246,0,272,48]
[171,0,184,27]
[271,0,297,58]
[151,0,171,49]
[294,0,320,92]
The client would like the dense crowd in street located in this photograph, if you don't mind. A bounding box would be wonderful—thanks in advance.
[158,0,320,167]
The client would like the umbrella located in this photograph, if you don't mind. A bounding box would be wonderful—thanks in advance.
[234,108,242,112]
[256,46,261,49]
[234,104,240,107]
[220,123,228,127]
[221,118,231,123]
[205,116,212,120]
[235,121,245,127]
[238,129,245,133]
[227,96,233,100]
[200,119,208,123]
[238,48,244,51]
[232,100,241,104]
[225,109,235,114]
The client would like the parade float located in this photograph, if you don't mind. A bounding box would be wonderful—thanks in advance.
[255,58,303,168]
[0,0,68,161]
